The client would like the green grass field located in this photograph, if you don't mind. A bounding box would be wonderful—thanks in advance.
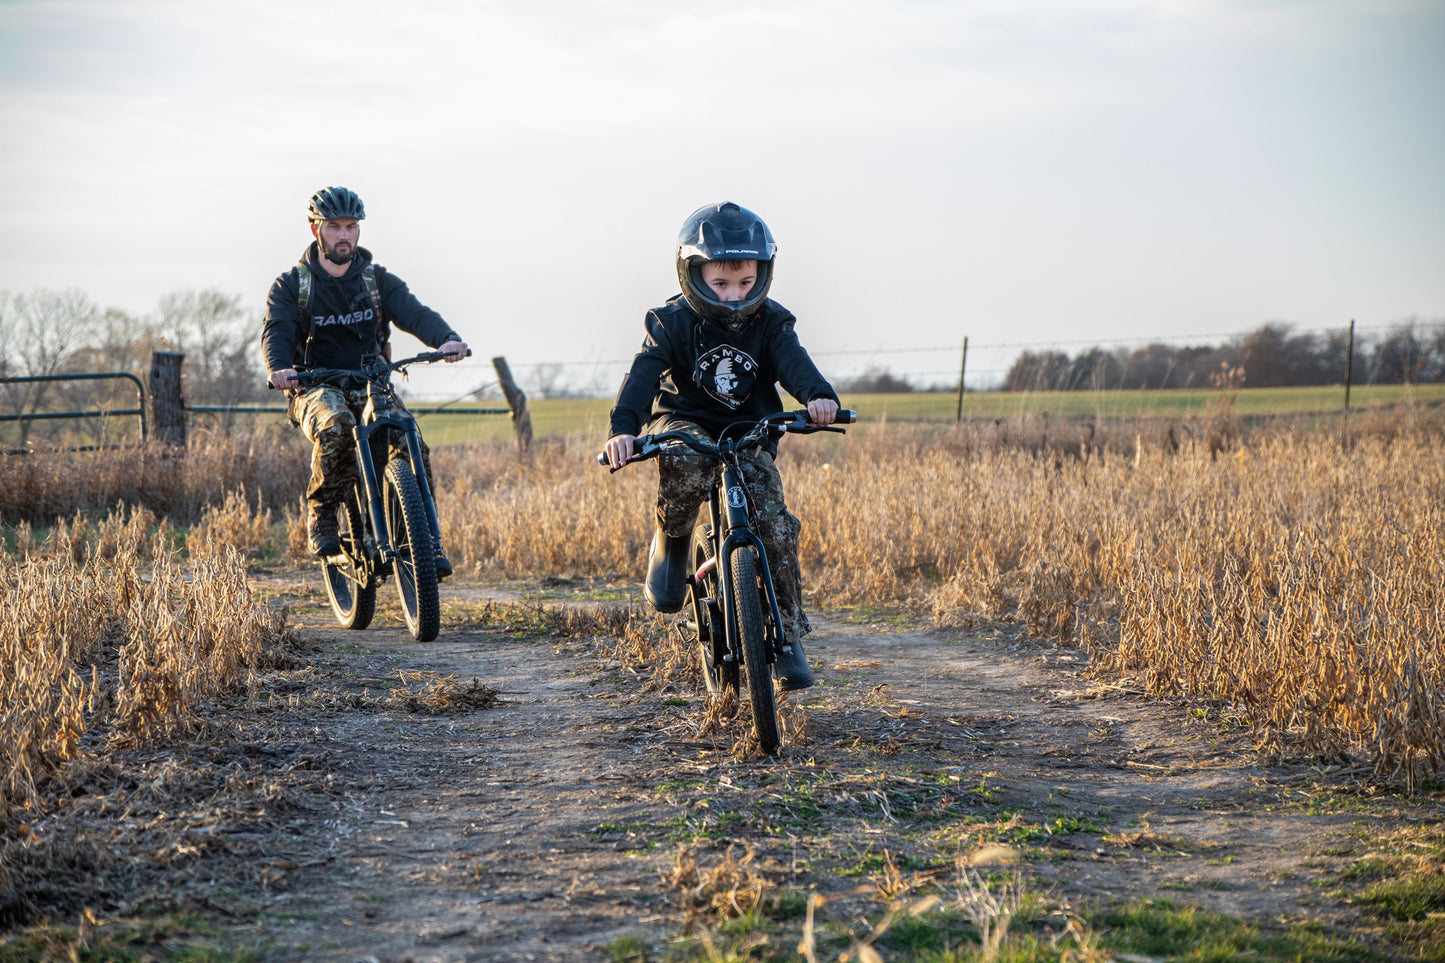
[410,382,1445,445]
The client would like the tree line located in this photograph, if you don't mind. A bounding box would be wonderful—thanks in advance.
[4,290,1442,444]
[1001,321,1445,392]
[0,289,265,447]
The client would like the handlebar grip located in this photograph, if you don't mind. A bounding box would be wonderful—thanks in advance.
[596,450,609,466]
[835,409,857,425]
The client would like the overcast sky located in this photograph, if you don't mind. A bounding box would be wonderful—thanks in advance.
[2,0,1442,395]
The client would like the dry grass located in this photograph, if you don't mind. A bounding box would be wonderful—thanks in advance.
[385,670,502,714]
[184,487,279,560]
[661,841,773,922]
[434,436,657,578]
[6,403,1445,783]
[0,425,307,525]
[1,522,293,821]
[784,415,1445,783]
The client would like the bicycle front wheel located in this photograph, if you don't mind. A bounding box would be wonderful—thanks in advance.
[730,546,780,754]
[384,458,440,642]
[322,490,376,630]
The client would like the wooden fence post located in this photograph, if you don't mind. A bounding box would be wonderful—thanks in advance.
[955,336,968,425]
[491,356,533,453]
[150,350,186,447]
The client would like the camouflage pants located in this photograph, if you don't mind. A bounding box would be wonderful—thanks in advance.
[646,416,812,643]
[294,386,434,513]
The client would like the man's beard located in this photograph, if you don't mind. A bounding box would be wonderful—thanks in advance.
[319,237,354,265]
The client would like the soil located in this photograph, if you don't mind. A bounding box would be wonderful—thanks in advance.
[9,570,1442,962]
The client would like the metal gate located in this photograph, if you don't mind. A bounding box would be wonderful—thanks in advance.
[0,372,147,454]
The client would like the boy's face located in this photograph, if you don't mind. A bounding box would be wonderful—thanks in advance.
[699,260,757,302]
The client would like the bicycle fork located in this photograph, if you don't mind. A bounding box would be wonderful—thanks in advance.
[708,461,790,672]
[351,417,445,566]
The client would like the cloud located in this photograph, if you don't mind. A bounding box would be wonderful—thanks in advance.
[0,0,1440,352]
[0,0,1134,140]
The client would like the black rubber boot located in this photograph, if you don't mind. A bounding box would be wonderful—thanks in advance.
[643,527,690,613]
[307,509,342,557]
[775,638,815,691]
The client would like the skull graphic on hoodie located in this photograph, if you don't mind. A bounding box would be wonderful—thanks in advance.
[693,344,758,410]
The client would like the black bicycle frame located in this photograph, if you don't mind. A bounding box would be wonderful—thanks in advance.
[351,399,440,568]
[704,449,791,671]
[600,407,855,673]
[291,352,451,579]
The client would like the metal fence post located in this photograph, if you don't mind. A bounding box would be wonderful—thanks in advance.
[150,350,186,447]
[1343,319,1355,412]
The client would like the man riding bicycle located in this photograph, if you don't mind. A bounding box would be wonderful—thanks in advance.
[261,186,468,571]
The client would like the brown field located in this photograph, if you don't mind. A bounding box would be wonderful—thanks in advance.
[3,400,1444,959]
[7,402,1445,789]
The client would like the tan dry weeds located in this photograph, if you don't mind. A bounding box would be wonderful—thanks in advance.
[662,841,773,923]
[1,526,293,821]
[385,670,502,714]
[446,416,1445,781]
[7,407,1445,785]
[0,426,308,526]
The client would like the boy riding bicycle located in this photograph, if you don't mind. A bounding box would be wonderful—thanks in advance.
[604,202,840,691]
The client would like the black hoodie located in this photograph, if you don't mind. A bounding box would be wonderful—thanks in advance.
[262,243,459,373]
[608,295,838,442]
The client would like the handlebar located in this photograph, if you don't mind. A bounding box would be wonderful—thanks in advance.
[268,348,471,390]
[596,408,857,469]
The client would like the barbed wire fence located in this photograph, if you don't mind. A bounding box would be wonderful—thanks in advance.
[402,318,1445,403]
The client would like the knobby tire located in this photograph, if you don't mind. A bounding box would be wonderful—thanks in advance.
[730,546,780,754]
[322,490,376,630]
[384,458,440,642]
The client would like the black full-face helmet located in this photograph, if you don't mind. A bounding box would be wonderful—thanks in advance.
[307,186,366,224]
[676,202,777,325]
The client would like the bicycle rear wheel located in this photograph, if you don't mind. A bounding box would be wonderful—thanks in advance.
[690,525,738,695]
[730,546,780,754]
[384,458,440,642]
[322,491,376,630]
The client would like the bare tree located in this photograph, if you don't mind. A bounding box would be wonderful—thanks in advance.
[0,291,13,383]
[1371,322,1436,385]
[1004,351,1071,391]
[156,290,266,407]
[528,362,567,400]
[838,365,915,393]
[0,289,97,446]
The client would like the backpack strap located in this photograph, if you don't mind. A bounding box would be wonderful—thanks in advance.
[295,260,316,366]
[293,259,388,365]
[361,262,388,355]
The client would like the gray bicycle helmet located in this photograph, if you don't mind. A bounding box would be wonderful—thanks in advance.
[676,202,776,325]
[307,186,366,224]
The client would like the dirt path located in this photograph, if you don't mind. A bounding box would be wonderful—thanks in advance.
[59,573,1440,961]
